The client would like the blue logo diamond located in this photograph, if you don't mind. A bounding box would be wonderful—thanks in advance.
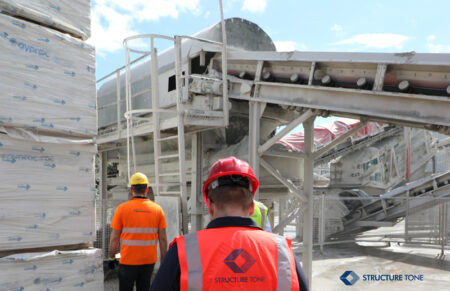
[340,270,360,286]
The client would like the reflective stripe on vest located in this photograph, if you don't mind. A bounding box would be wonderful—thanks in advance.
[120,239,158,246]
[184,233,202,290]
[122,227,158,234]
[275,235,291,290]
[177,227,299,291]
[260,204,266,228]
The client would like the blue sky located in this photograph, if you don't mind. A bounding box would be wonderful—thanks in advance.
[91,0,450,80]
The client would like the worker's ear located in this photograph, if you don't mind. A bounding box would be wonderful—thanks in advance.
[207,199,215,217]
[145,187,149,194]
[249,200,255,216]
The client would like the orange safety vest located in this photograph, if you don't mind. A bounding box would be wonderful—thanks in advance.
[111,198,167,265]
[175,226,299,291]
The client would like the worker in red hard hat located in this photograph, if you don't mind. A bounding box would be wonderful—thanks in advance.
[151,156,309,291]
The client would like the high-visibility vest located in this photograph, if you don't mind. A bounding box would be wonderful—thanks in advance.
[250,200,268,229]
[111,198,166,265]
[175,226,299,291]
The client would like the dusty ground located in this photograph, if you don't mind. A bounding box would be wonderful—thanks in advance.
[104,243,449,291]
[308,242,450,291]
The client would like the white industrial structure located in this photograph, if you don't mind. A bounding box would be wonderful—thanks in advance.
[95,17,450,286]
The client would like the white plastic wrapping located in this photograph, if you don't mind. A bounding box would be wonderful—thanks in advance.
[0,248,103,290]
[0,13,96,137]
[0,128,96,250]
[0,0,91,40]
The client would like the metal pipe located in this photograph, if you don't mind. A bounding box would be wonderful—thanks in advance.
[175,36,189,234]
[116,70,121,138]
[151,37,161,196]
[219,0,229,127]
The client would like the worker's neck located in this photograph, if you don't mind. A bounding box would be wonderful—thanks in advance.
[210,206,251,220]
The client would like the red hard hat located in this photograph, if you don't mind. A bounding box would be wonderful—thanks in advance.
[202,156,259,206]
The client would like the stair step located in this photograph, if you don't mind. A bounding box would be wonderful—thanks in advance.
[160,191,181,195]
[158,154,179,160]
[157,135,178,142]
[156,183,181,186]
[159,172,180,177]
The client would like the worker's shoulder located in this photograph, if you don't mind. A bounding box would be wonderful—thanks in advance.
[115,200,129,210]
[143,199,165,212]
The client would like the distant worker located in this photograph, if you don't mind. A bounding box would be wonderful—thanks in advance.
[251,199,272,232]
[151,156,309,291]
[108,172,168,291]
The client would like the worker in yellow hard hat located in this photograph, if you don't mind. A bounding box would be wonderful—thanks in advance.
[108,172,168,291]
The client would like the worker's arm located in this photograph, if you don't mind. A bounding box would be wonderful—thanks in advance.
[108,228,121,259]
[150,242,181,291]
[264,217,272,232]
[158,227,168,262]
[294,253,309,291]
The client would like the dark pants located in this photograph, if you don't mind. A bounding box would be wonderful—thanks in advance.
[119,263,155,291]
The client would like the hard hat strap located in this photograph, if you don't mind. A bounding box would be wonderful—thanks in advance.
[209,175,251,191]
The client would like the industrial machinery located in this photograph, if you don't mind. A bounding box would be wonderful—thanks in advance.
[95,18,450,283]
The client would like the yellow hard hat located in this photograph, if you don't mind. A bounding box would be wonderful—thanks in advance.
[129,172,149,186]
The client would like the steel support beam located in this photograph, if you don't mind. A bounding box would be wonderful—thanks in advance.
[249,101,261,200]
[302,116,315,287]
[254,82,450,129]
[100,151,107,257]
[263,148,306,160]
[313,120,367,159]
[258,109,314,155]
[249,61,265,200]
[190,133,203,231]
[175,36,189,234]
[355,221,395,227]
[260,158,307,201]
[273,204,305,234]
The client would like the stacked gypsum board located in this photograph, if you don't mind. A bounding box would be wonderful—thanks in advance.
[0,0,90,40]
[0,127,96,251]
[0,248,103,290]
[0,13,96,137]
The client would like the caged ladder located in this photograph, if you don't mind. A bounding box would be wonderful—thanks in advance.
[123,33,229,234]
[123,34,189,233]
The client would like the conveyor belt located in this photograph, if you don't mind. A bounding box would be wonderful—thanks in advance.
[333,171,450,236]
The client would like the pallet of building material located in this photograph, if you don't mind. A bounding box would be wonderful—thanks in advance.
[0,13,96,137]
[0,127,96,251]
[0,0,90,40]
[0,248,103,290]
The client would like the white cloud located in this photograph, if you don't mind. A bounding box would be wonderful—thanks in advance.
[426,35,450,53]
[242,0,267,13]
[274,41,307,52]
[335,33,410,50]
[331,24,342,32]
[89,0,200,54]
[331,24,345,37]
